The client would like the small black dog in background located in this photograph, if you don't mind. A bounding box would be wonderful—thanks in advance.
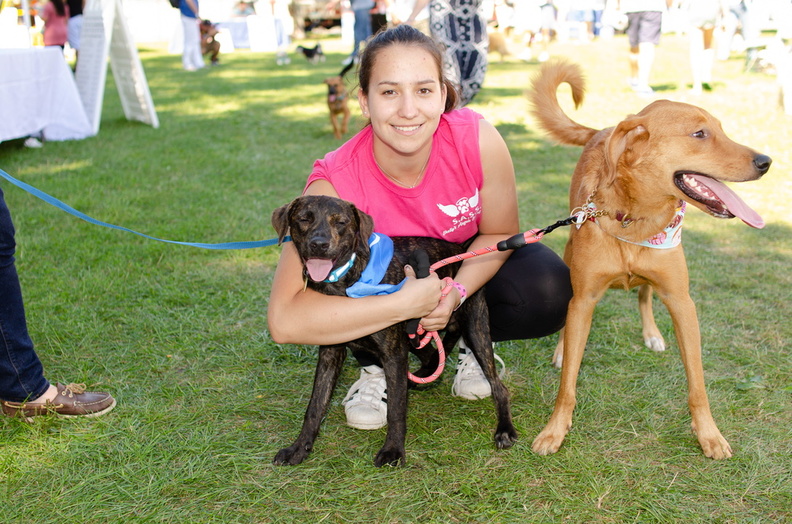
[296,43,325,64]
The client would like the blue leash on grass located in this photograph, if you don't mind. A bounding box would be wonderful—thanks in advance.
[0,168,285,249]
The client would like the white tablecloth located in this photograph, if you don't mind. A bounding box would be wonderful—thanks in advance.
[0,47,93,143]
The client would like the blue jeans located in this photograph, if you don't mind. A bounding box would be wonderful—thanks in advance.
[0,187,49,402]
[351,8,372,57]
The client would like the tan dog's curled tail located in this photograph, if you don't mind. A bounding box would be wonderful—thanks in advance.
[530,60,598,147]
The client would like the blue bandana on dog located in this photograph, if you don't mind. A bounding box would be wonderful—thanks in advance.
[345,233,406,298]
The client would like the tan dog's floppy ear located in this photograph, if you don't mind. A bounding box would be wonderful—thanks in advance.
[271,201,293,245]
[604,116,648,183]
[354,205,375,243]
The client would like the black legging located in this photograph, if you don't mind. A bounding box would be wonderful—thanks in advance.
[484,242,571,341]
[353,242,572,366]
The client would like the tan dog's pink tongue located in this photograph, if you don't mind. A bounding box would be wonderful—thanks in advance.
[305,259,334,282]
[688,175,765,229]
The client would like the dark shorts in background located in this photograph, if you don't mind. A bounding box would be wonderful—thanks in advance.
[626,10,663,47]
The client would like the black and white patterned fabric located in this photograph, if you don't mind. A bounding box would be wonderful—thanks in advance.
[429,0,489,106]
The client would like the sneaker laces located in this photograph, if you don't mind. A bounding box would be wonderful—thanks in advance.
[342,367,387,408]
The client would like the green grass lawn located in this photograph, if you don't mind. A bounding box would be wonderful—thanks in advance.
[0,33,790,522]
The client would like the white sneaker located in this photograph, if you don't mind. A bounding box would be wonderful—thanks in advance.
[632,83,654,97]
[23,137,43,148]
[342,365,387,430]
[451,341,506,400]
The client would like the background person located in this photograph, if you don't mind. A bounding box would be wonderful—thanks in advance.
[618,0,673,96]
[0,187,116,421]
[180,0,204,71]
[327,0,376,66]
[200,19,220,66]
[40,0,70,51]
[270,0,294,66]
[407,0,489,106]
[268,25,571,431]
[682,0,726,94]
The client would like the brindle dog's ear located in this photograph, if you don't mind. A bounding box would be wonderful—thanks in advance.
[271,200,294,245]
[354,205,375,242]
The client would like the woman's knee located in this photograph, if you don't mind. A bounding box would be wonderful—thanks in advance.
[485,243,572,341]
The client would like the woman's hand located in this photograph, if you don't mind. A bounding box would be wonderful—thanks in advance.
[397,265,446,321]
[416,277,461,332]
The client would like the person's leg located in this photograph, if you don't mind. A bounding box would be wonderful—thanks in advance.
[181,15,204,70]
[0,188,116,420]
[634,11,662,94]
[626,12,642,86]
[689,25,706,93]
[451,242,571,399]
[637,41,656,87]
[0,188,50,403]
[344,242,571,426]
[485,243,572,342]
[351,7,372,57]
[701,26,716,88]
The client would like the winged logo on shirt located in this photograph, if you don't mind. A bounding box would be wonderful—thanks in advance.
[437,189,479,217]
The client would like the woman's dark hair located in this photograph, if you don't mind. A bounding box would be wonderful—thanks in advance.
[51,0,67,17]
[357,24,459,113]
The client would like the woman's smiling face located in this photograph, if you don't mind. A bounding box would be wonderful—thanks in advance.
[359,45,447,158]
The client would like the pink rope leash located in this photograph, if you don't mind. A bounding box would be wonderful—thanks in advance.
[407,277,454,384]
[405,231,547,384]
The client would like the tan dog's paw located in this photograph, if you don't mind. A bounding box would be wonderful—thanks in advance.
[644,336,665,352]
[531,427,568,455]
[693,425,733,459]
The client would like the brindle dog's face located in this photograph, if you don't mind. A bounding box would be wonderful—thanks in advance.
[271,195,374,282]
[324,77,345,99]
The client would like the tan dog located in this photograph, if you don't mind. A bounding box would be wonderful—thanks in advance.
[529,60,771,459]
[324,76,350,140]
[488,30,511,62]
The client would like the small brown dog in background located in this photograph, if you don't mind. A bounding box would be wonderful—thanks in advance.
[487,30,511,62]
[324,75,350,139]
[529,59,771,460]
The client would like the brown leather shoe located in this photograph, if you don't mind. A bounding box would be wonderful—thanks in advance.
[1,383,116,422]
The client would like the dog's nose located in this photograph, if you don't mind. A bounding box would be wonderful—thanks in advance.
[309,238,329,252]
[753,154,772,176]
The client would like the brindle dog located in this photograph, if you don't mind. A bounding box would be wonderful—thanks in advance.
[271,195,517,467]
[324,75,350,140]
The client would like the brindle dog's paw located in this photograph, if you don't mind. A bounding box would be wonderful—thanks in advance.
[495,425,519,449]
[273,443,312,466]
[374,447,406,467]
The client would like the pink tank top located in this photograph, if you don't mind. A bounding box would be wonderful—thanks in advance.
[305,108,484,243]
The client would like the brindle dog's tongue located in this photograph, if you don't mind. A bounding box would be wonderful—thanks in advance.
[305,259,334,282]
